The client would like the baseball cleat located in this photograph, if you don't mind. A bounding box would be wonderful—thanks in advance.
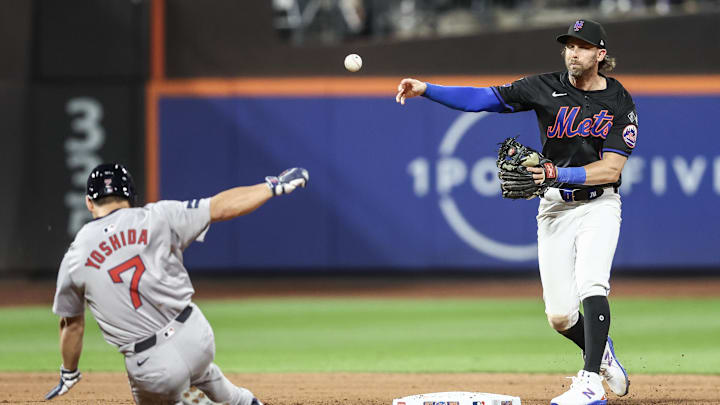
[600,336,630,396]
[181,386,216,405]
[550,370,607,405]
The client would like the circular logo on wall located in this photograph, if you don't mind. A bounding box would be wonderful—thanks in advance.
[438,112,537,261]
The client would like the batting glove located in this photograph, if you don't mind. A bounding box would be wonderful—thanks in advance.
[45,366,81,400]
[265,167,309,196]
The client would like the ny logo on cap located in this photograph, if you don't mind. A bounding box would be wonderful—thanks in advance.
[574,20,584,31]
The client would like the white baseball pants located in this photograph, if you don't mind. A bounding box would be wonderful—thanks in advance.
[536,189,621,322]
[123,304,255,405]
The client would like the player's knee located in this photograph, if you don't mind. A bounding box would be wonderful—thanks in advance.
[546,312,578,331]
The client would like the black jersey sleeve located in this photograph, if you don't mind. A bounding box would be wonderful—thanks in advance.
[603,91,638,158]
[492,76,538,113]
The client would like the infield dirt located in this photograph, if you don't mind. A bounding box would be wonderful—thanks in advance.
[3,371,720,404]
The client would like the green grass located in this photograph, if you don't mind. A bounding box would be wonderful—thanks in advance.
[1,298,718,374]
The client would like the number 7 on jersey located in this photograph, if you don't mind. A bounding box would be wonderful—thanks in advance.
[107,255,146,309]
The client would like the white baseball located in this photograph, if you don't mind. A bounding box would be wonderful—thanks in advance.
[344,54,362,72]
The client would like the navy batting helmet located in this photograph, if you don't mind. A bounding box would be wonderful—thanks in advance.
[86,163,137,205]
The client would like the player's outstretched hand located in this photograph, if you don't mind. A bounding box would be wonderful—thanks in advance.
[45,366,81,400]
[395,78,427,105]
[265,167,309,196]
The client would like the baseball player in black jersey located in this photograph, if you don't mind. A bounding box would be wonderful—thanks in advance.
[396,19,637,405]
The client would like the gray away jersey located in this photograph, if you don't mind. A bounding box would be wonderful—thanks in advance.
[52,198,211,348]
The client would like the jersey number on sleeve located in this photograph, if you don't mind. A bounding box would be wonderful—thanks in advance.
[107,255,147,309]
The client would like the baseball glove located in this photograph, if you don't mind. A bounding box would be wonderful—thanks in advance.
[496,137,557,199]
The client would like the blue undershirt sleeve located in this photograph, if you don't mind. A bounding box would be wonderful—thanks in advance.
[422,83,507,113]
[556,167,587,184]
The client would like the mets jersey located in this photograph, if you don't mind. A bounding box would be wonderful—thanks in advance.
[52,198,211,348]
[493,71,638,189]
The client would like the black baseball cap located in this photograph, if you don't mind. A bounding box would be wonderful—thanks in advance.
[556,19,608,49]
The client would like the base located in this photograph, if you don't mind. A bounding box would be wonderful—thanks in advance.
[393,391,521,405]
